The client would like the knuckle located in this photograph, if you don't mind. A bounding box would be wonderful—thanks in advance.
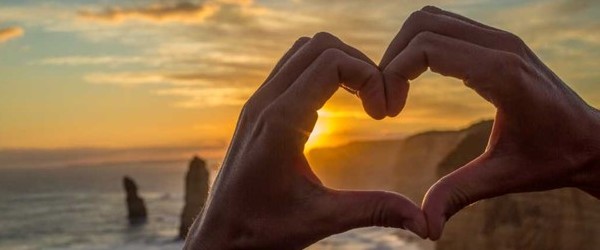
[319,48,345,64]
[403,11,428,34]
[500,31,527,56]
[406,10,427,24]
[240,98,261,120]
[312,31,339,45]
[311,32,344,53]
[411,31,436,48]
[294,36,311,46]
[253,103,294,142]
[478,51,529,97]
[497,51,528,79]
[257,103,286,125]
[369,193,392,226]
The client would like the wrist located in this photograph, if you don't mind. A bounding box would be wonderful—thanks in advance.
[184,202,242,249]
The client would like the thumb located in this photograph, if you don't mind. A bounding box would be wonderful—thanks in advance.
[325,189,428,239]
[422,154,518,240]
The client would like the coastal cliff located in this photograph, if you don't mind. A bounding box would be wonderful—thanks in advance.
[308,120,600,250]
[435,122,600,250]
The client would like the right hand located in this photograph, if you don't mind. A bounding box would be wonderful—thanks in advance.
[379,6,600,240]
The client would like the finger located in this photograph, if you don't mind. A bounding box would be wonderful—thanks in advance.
[383,31,530,109]
[268,48,384,140]
[324,189,428,239]
[256,32,377,104]
[380,8,525,70]
[421,148,570,240]
[378,10,526,116]
[382,66,409,117]
[227,38,310,156]
[420,5,503,32]
[422,155,506,240]
[421,154,525,240]
[260,37,311,89]
[420,6,556,78]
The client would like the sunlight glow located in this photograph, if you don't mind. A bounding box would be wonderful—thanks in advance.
[304,110,333,151]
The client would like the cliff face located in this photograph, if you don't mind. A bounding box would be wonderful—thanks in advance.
[435,122,600,250]
[308,126,468,203]
[308,120,600,250]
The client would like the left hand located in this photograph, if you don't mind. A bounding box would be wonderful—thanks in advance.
[379,6,600,240]
[184,32,427,249]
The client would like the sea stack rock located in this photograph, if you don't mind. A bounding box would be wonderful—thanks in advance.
[179,156,210,239]
[122,176,148,225]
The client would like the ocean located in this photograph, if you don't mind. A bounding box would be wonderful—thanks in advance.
[0,162,429,250]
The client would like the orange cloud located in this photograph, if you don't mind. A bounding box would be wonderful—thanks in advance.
[155,87,254,108]
[217,0,254,6]
[78,2,220,24]
[0,26,24,43]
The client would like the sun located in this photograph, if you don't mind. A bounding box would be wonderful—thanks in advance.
[304,110,333,152]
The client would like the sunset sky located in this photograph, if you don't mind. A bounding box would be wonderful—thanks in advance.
[0,0,598,168]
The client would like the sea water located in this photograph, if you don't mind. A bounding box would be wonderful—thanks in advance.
[0,162,425,250]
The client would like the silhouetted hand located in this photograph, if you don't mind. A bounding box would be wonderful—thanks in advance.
[184,32,427,249]
[380,6,600,240]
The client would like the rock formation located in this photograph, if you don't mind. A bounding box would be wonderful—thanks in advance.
[122,176,147,225]
[308,126,467,203]
[179,156,210,239]
[308,120,600,250]
[435,121,600,250]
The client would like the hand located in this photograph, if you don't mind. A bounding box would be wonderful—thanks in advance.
[380,6,600,240]
[184,32,427,249]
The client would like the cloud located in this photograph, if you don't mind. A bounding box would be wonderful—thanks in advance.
[555,0,596,13]
[0,26,24,43]
[155,87,254,108]
[82,67,264,108]
[217,0,254,6]
[83,65,266,87]
[38,56,154,66]
[78,2,220,24]
[85,72,174,86]
[488,0,599,48]
[84,71,217,86]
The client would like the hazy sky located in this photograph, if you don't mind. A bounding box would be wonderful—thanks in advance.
[0,0,598,168]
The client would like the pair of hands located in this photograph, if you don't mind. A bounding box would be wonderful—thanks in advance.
[185,6,600,249]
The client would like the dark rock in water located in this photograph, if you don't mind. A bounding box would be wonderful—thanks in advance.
[179,156,210,239]
[122,176,147,225]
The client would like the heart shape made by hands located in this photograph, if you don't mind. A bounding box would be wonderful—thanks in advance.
[184,6,600,249]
